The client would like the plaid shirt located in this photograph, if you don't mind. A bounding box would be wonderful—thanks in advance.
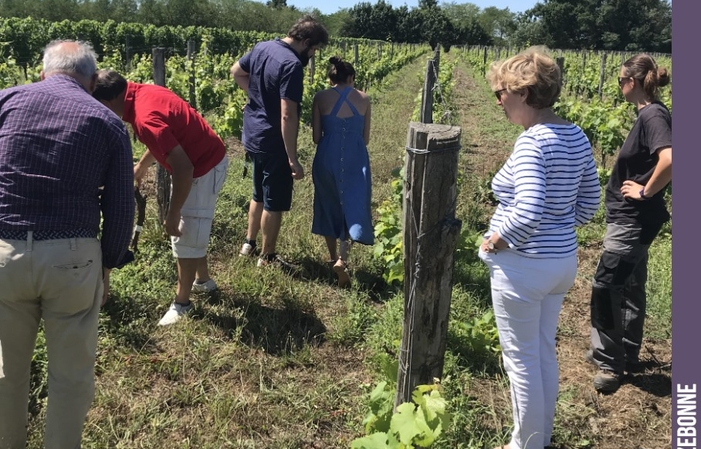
[0,75,135,269]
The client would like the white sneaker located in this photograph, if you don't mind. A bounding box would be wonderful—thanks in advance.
[157,302,193,326]
[191,279,217,293]
[239,242,256,257]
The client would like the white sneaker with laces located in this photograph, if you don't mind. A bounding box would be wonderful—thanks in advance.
[239,242,256,257]
[157,302,193,326]
[191,278,217,293]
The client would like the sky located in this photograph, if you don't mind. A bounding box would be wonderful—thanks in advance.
[284,0,539,15]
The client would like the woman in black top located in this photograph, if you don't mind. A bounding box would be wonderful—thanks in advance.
[587,53,672,393]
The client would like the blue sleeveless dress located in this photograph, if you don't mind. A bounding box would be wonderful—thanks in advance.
[311,87,374,245]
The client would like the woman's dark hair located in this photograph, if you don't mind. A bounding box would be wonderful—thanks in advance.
[327,56,355,85]
[287,15,329,47]
[622,53,671,101]
[92,69,128,101]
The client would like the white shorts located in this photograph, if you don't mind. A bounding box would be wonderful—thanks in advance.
[171,156,229,258]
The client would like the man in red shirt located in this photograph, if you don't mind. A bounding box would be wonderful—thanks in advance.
[93,70,229,326]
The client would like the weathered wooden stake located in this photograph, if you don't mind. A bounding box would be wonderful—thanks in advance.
[152,47,170,226]
[420,59,435,124]
[187,40,197,110]
[395,122,462,408]
[556,56,565,89]
[309,55,315,82]
[598,52,607,100]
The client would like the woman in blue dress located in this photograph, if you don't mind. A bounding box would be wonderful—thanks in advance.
[311,57,373,288]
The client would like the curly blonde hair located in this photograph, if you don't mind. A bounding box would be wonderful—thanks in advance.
[486,47,561,109]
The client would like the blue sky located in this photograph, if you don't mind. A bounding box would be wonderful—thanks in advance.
[284,0,539,15]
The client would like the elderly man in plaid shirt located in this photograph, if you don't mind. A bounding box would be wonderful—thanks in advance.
[0,40,135,449]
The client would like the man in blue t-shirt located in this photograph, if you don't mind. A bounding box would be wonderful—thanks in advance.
[231,15,328,268]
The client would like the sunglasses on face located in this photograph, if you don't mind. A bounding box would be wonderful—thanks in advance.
[618,77,631,87]
[494,88,508,100]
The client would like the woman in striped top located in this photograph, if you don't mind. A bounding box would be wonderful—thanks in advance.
[479,48,600,449]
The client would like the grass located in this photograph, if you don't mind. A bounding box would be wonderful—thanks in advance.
[21,50,671,449]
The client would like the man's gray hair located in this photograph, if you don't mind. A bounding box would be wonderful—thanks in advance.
[42,40,98,79]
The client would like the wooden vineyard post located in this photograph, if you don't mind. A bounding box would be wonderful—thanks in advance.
[420,46,441,124]
[187,39,197,110]
[309,54,315,83]
[152,47,171,227]
[556,56,565,91]
[598,52,607,100]
[394,122,462,408]
[420,58,435,124]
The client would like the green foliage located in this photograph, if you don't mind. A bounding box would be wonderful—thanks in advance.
[352,382,451,449]
[29,328,49,417]
[453,309,501,358]
[328,295,379,346]
[373,169,405,285]
[553,97,631,168]
[512,0,671,52]
[597,167,611,188]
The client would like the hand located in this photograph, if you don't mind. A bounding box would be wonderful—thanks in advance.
[101,268,111,307]
[621,180,645,200]
[481,239,497,254]
[290,159,305,180]
[133,163,149,187]
[481,234,507,253]
[164,209,182,237]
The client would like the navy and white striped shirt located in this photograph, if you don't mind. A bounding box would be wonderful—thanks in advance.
[0,75,135,268]
[486,123,600,258]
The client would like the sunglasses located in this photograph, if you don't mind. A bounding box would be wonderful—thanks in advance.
[494,88,508,100]
[618,77,631,87]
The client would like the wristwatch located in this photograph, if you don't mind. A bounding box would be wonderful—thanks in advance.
[487,240,497,253]
[639,187,650,200]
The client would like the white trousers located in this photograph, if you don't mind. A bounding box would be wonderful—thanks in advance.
[479,248,577,449]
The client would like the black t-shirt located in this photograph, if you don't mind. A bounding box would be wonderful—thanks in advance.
[605,101,672,231]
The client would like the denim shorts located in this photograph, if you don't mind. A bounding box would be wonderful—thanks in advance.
[249,151,293,212]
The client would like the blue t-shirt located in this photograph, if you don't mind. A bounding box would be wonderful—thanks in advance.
[239,38,304,154]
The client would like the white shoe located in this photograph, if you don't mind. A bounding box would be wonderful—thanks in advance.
[157,302,193,326]
[239,242,256,257]
[192,278,217,293]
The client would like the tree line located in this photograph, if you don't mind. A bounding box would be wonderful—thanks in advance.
[0,0,671,52]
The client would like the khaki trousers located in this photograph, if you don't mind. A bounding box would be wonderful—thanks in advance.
[0,235,103,449]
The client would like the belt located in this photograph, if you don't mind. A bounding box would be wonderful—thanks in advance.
[0,229,97,241]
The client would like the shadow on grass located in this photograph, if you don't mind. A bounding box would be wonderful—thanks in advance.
[296,255,395,302]
[296,256,338,286]
[452,256,493,308]
[200,295,327,356]
[353,267,396,303]
[627,371,672,398]
[446,330,503,377]
[100,292,159,351]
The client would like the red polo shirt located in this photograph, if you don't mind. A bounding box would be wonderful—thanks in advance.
[122,82,225,178]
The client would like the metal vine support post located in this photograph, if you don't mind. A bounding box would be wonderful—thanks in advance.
[152,47,171,227]
[394,119,462,408]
